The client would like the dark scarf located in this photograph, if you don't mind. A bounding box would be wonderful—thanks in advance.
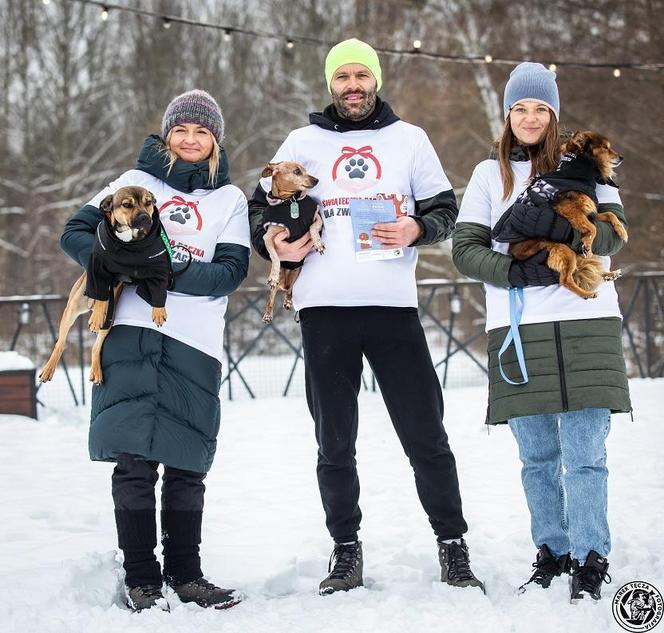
[309,97,400,132]
[86,209,172,314]
[136,135,231,193]
[488,144,532,161]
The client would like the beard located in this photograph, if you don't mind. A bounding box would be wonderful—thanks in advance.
[331,85,377,121]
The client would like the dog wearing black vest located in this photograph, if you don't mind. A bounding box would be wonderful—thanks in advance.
[39,186,171,384]
[261,161,324,323]
[495,130,628,299]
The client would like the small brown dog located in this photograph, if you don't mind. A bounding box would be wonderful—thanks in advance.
[40,186,170,384]
[510,131,628,299]
[261,161,324,323]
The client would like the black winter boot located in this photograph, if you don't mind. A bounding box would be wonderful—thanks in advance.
[570,550,611,602]
[115,509,162,589]
[126,584,170,612]
[172,577,241,609]
[438,538,485,592]
[319,541,364,595]
[518,545,571,593]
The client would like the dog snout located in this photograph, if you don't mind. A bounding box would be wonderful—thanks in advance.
[614,155,624,166]
[133,212,152,230]
[309,176,319,187]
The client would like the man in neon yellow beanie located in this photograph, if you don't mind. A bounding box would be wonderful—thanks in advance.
[249,38,484,597]
[324,38,383,121]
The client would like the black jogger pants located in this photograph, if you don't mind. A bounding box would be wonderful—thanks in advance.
[299,306,468,543]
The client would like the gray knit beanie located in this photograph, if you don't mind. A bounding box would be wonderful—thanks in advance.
[161,89,225,145]
[503,62,560,120]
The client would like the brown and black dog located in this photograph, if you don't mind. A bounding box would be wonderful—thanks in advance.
[39,186,169,384]
[509,131,628,299]
[261,161,324,323]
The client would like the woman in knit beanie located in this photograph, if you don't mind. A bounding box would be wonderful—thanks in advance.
[454,62,630,602]
[60,89,250,612]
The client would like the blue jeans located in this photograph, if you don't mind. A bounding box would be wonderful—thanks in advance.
[509,408,611,562]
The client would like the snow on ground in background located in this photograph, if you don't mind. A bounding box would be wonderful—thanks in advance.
[0,351,35,370]
[0,379,662,633]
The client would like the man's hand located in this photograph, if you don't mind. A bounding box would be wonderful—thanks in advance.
[274,231,314,262]
[371,216,422,248]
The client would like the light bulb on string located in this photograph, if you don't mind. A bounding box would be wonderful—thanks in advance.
[162,18,171,29]
[613,68,621,77]
[100,7,109,21]
[484,54,493,63]
[223,29,232,42]
[413,39,422,50]
[549,63,557,72]
[286,39,294,49]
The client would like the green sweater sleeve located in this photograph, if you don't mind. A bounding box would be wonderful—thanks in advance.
[452,222,512,288]
[170,242,249,297]
[569,203,628,256]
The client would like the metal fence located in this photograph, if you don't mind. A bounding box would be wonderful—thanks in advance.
[1,272,662,414]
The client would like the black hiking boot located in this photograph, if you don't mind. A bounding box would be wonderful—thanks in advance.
[126,584,170,612]
[518,545,571,594]
[319,541,364,595]
[172,577,242,609]
[570,550,611,602]
[438,538,485,592]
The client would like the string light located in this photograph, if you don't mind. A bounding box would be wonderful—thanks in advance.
[42,0,51,5]
[549,63,557,72]
[52,0,663,74]
[162,18,171,29]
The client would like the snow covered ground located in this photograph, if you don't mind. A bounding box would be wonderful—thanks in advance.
[0,378,662,633]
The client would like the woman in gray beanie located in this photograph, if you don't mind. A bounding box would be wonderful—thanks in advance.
[453,62,630,602]
[60,89,250,612]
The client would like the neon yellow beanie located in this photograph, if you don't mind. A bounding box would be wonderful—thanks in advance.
[324,38,382,93]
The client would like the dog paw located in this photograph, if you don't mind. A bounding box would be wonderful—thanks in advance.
[283,299,293,311]
[152,308,167,327]
[88,368,104,384]
[262,312,273,324]
[581,245,592,258]
[602,269,622,281]
[315,242,326,254]
[38,368,53,383]
[88,318,103,333]
[267,277,279,289]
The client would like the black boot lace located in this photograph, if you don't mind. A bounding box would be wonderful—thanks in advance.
[447,541,474,582]
[575,565,612,596]
[328,543,360,580]
[519,556,563,592]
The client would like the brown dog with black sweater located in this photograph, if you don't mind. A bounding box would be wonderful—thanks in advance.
[495,131,628,299]
[39,186,171,384]
[261,161,324,323]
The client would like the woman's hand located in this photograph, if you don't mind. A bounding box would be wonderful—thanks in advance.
[372,216,423,248]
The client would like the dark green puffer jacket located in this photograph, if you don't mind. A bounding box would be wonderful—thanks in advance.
[452,220,631,424]
[60,136,249,471]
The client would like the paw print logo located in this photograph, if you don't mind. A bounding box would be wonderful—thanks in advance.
[159,196,203,235]
[332,145,382,193]
[345,158,369,179]
[169,206,191,224]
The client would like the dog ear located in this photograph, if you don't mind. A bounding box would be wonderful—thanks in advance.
[261,162,280,178]
[566,131,592,155]
[99,194,114,215]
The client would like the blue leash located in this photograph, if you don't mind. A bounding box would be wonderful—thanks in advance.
[498,287,529,385]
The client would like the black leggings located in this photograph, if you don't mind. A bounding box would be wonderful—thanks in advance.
[111,453,206,587]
